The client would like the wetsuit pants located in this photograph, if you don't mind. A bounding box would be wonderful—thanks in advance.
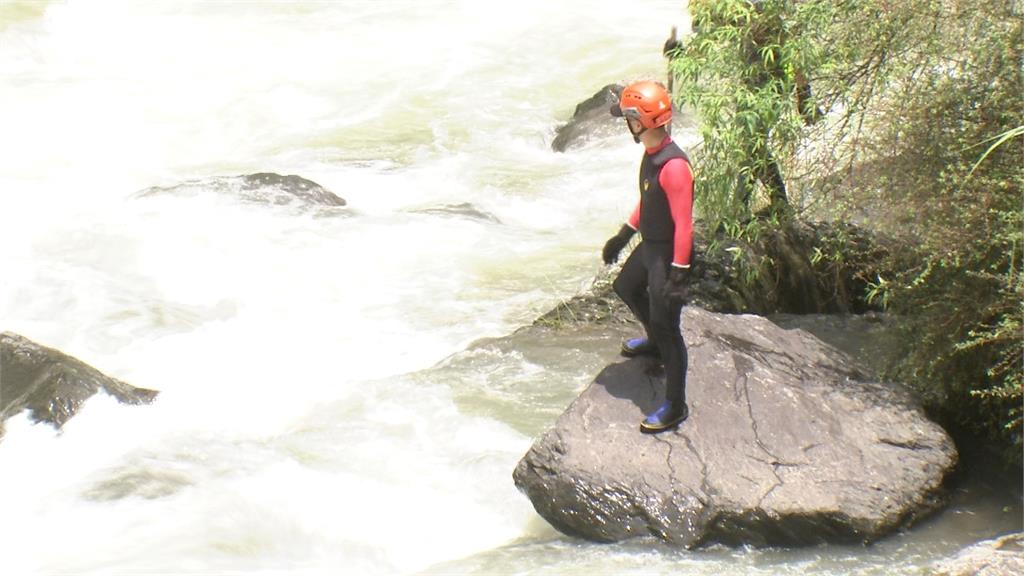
[613,240,688,409]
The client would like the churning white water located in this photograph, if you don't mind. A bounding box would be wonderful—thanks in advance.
[0,2,1018,575]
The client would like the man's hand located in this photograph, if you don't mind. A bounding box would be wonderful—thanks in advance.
[664,265,691,303]
[602,224,635,265]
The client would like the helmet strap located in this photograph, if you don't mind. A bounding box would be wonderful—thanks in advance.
[626,119,646,143]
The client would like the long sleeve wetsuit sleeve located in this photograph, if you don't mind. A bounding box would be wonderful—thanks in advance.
[659,157,694,268]
[627,202,640,231]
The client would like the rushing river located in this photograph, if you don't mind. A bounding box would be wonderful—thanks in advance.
[0,2,1019,574]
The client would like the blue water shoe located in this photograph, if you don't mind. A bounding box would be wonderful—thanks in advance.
[640,401,689,434]
[621,337,660,358]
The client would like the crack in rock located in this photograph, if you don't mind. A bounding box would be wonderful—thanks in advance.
[580,398,595,433]
[759,462,788,508]
[718,334,807,381]
[636,436,678,539]
[879,438,928,450]
[732,352,793,508]
[681,434,712,507]
[733,354,782,463]
[653,434,680,490]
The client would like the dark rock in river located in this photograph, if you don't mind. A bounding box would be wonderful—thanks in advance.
[136,172,346,208]
[551,84,624,152]
[408,202,501,223]
[933,532,1024,576]
[513,307,956,547]
[0,332,158,437]
[552,83,698,152]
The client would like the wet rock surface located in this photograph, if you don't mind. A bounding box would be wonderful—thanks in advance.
[0,332,158,437]
[513,307,957,547]
[551,84,624,152]
[136,172,346,208]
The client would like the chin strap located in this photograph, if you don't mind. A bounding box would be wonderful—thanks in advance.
[627,119,646,143]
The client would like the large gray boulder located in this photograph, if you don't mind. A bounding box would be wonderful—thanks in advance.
[0,332,158,437]
[513,307,956,547]
[933,533,1024,576]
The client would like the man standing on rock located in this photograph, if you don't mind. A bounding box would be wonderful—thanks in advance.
[602,80,694,434]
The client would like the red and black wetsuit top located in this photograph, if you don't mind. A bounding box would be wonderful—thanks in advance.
[626,136,694,268]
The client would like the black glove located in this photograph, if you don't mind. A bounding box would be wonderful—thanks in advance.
[602,224,635,265]
[663,265,691,303]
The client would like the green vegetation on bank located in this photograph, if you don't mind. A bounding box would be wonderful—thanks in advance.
[669,0,1022,465]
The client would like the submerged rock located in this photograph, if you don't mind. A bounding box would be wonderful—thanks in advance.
[408,202,501,223]
[0,332,158,437]
[136,172,346,208]
[933,532,1024,576]
[513,307,956,547]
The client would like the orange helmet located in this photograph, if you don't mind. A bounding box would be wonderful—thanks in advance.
[610,81,672,130]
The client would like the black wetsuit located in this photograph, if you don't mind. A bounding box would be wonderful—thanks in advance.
[613,139,692,412]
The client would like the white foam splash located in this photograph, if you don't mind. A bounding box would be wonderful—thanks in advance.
[0,1,688,573]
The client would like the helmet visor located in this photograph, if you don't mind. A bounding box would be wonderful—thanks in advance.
[609,104,642,120]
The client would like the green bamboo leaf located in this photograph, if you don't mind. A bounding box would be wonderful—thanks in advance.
[965,126,1024,180]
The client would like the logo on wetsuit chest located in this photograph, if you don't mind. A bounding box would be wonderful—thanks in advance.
[643,178,650,191]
